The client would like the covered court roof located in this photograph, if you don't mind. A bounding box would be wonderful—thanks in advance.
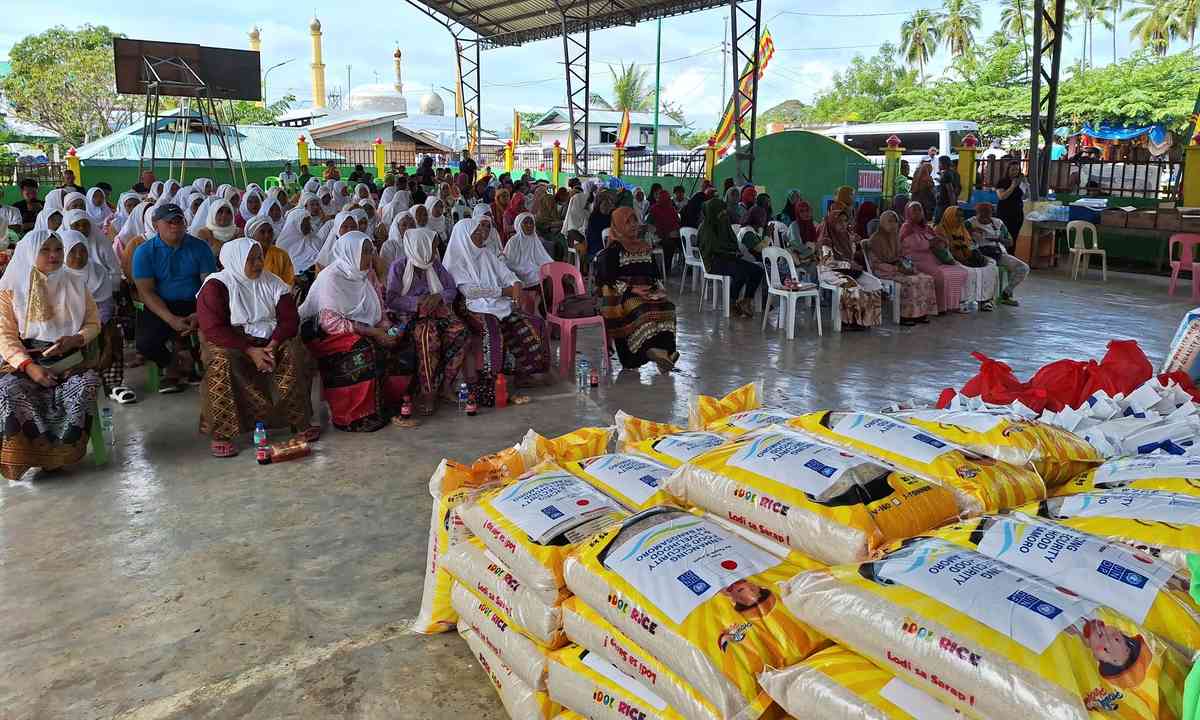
[409,0,730,47]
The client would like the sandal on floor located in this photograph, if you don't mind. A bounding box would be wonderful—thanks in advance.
[298,426,322,443]
[109,386,138,404]
[210,440,238,458]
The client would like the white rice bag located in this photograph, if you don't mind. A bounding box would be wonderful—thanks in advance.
[443,538,564,646]
[458,624,559,719]
[451,582,552,691]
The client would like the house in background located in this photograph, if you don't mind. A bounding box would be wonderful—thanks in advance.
[529,107,683,150]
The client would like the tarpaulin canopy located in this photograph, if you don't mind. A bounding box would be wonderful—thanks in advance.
[1073,122,1169,144]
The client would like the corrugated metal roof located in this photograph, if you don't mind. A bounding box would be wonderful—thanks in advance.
[77,121,306,163]
[410,0,729,47]
[532,107,681,128]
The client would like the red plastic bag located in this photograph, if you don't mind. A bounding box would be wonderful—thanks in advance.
[1029,359,1093,412]
[958,352,1030,406]
[1097,340,1153,396]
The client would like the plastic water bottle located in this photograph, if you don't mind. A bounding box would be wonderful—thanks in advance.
[254,421,271,465]
[577,359,590,392]
[457,382,469,413]
[99,407,115,446]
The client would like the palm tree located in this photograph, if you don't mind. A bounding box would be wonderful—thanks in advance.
[942,0,983,56]
[1175,0,1200,47]
[605,62,651,112]
[901,9,943,81]
[1110,0,1122,61]
[1075,0,1114,65]
[1000,0,1033,72]
[1124,0,1179,54]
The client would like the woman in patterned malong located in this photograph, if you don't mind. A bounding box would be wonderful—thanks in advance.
[594,207,677,373]
[195,238,315,457]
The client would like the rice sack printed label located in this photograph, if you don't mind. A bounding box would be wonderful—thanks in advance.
[615,411,685,452]
[630,431,728,468]
[444,538,564,645]
[1054,455,1200,498]
[548,644,685,720]
[931,515,1200,653]
[688,381,762,430]
[1025,489,1200,573]
[451,582,554,691]
[759,645,961,720]
[461,464,628,597]
[665,428,959,565]
[563,507,826,720]
[899,409,1102,487]
[459,625,561,720]
[790,411,1046,514]
[562,596,723,720]
[562,454,679,511]
[704,408,798,438]
[781,538,1190,720]
[521,426,616,468]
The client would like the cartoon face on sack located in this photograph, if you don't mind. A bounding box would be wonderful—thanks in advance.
[722,579,772,611]
[1072,619,1151,691]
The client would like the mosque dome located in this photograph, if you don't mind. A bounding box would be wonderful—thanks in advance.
[309,17,322,32]
[348,84,407,113]
[419,90,445,116]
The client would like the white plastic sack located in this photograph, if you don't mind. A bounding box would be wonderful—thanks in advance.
[443,539,564,646]
[451,582,552,691]
[548,643,684,720]
[458,624,559,719]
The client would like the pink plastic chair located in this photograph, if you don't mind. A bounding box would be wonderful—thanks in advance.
[1168,234,1200,300]
[539,261,611,377]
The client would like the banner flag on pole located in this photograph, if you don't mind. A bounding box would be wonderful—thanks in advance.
[513,109,522,144]
[617,109,632,146]
[711,29,775,156]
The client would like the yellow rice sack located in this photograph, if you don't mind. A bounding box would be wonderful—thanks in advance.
[459,624,560,719]
[460,463,628,598]
[451,581,555,690]
[548,643,686,720]
[703,408,798,438]
[897,409,1102,487]
[521,426,616,467]
[628,430,729,468]
[781,537,1191,720]
[562,596,723,720]
[789,411,1046,514]
[414,459,491,634]
[664,427,960,565]
[563,507,828,720]
[688,381,763,430]
[1025,488,1200,573]
[443,538,565,646]
[560,453,680,511]
[553,713,585,720]
[930,514,1200,654]
[614,410,685,452]
[470,444,527,485]
[759,645,962,720]
[1053,454,1200,498]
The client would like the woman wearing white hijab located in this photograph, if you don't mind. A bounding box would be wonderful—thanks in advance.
[299,231,408,432]
[194,199,238,259]
[147,181,165,203]
[62,192,87,212]
[255,196,286,234]
[443,217,550,402]
[61,210,120,302]
[0,229,102,479]
[423,196,451,252]
[33,207,64,234]
[187,196,216,235]
[503,212,553,316]
[383,224,465,415]
[563,188,590,264]
[238,190,264,227]
[315,209,360,268]
[276,207,322,299]
[380,185,397,207]
[42,188,67,213]
[470,205,502,254]
[380,211,417,267]
[331,181,350,206]
[303,178,320,195]
[0,206,19,247]
[114,200,150,271]
[353,183,371,203]
[243,216,295,287]
[191,178,214,197]
[109,192,141,238]
[196,238,315,457]
[85,187,112,225]
[62,228,134,403]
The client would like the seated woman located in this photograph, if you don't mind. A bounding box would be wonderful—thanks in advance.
[254,197,287,235]
[563,189,590,268]
[381,211,417,267]
[867,210,938,325]
[194,199,239,259]
[502,191,524,243]
[492,188,513,243]
[0,230,102,480]
[816,207,883,331]
[383,229,467,415]
[443,217,551,405]
[900,201,967,314]
[738,206,771,262]
[936,207,998,312]
[196,238,316,457]
[786,200,819,278]
[62,212,131,403]
[276,207,323,301]
[648,190,681,278]
[243,217,295,287]
[300,232,413,432]
[502,212,553,316]
[424,197,451,252]
[697,196,764,318]
[966,201,1028,306]
[594,207,677,373]
[585,191,615,263]
[237,190,263,231]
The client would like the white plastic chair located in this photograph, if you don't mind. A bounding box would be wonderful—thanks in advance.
[679,228,704,293]
[565,246,581,272]
[761,247,821,339]
[859,238,902,323]
[1067,220,1106,281]
[767,221,789,248]
[735,226,760,263]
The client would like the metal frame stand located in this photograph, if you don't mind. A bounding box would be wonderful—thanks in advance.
[406,1,484,161]
[555,0,591,177]
[1027,0,1066,199]
[729,0,762,183]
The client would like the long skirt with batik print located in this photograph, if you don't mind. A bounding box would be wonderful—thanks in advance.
[400,305,468,403]
[598,282,677,369]
[96,303,126,391]
[305,332,416,432]
[0,368,100,480]
[818,269,884,328]
[460,307,551,407]
[199,336,312,441]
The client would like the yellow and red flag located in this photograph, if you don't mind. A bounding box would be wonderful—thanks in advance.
[513,109,522,144]
[711,29,775,156]
[616,108,632,146]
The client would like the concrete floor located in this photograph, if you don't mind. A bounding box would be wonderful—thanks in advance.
[0,265,1193,720]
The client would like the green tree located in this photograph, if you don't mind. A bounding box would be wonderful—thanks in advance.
[603,62,652,112]
[224,95,296,125]
[807,43,917,122]
[2,25,125,146]
[1055,49,1199,129]
[901,9,944,81]
[1174,0,1200,46]
[1110,0,1123,61]
[942,0,983,57]
[1076,0,1115,66]
[1124,0,1179,54]
[1000,0,1034,72]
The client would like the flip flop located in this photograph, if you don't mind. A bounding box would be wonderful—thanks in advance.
[108,386,138,404]
[210,440,238,458]
[298,426,322,443]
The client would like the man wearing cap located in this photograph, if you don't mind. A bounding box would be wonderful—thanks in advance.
[132,203,217,394]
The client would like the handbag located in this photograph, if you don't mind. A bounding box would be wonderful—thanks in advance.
[556,294,598,318]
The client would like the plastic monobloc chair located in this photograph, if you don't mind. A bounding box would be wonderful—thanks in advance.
[540,261,611,377]
[761,248,821,339]
[1168,234,1200,300]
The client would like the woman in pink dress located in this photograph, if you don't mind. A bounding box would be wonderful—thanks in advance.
[899,201,966,314]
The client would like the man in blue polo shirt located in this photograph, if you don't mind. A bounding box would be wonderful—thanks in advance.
[132,203,217,393]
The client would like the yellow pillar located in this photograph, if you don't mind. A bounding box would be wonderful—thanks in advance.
[249,27,263,108]
[1185,134,1200,207]
[704,137,717,182]
[309,18,327,109]
[504,140,514,174]
[552,140,562,187]
[613,142,626,177]
[297,136,309,168]
[373,138,386,182]
[957,133,979,203]
[882,135,904,203]
[66,148,82,185]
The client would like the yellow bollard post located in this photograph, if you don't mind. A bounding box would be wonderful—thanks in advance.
[881,135,904,204]
[957,133,979,203]
[504,140,514,174]
[373,138,386,183]
[66,148,83,186]
[613,141,625,177]
[297,135,309,169]
[1184,133,1200,208]
[552,140,562,187]
[704,137,717,182]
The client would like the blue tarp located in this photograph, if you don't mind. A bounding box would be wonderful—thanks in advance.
[1075,122,1169,144]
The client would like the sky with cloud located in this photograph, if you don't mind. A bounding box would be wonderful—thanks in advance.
[1,0,1155,135]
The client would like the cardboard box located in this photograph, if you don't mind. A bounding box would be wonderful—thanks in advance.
[1100,208,1127,227]
[1157,208,1182,231]
[1127,209,1158,229]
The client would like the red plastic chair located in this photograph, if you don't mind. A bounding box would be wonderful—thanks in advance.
[539,261,610,377]
[1168,234,1200,299]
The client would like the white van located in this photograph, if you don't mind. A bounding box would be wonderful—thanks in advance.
[818,120,980,165]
